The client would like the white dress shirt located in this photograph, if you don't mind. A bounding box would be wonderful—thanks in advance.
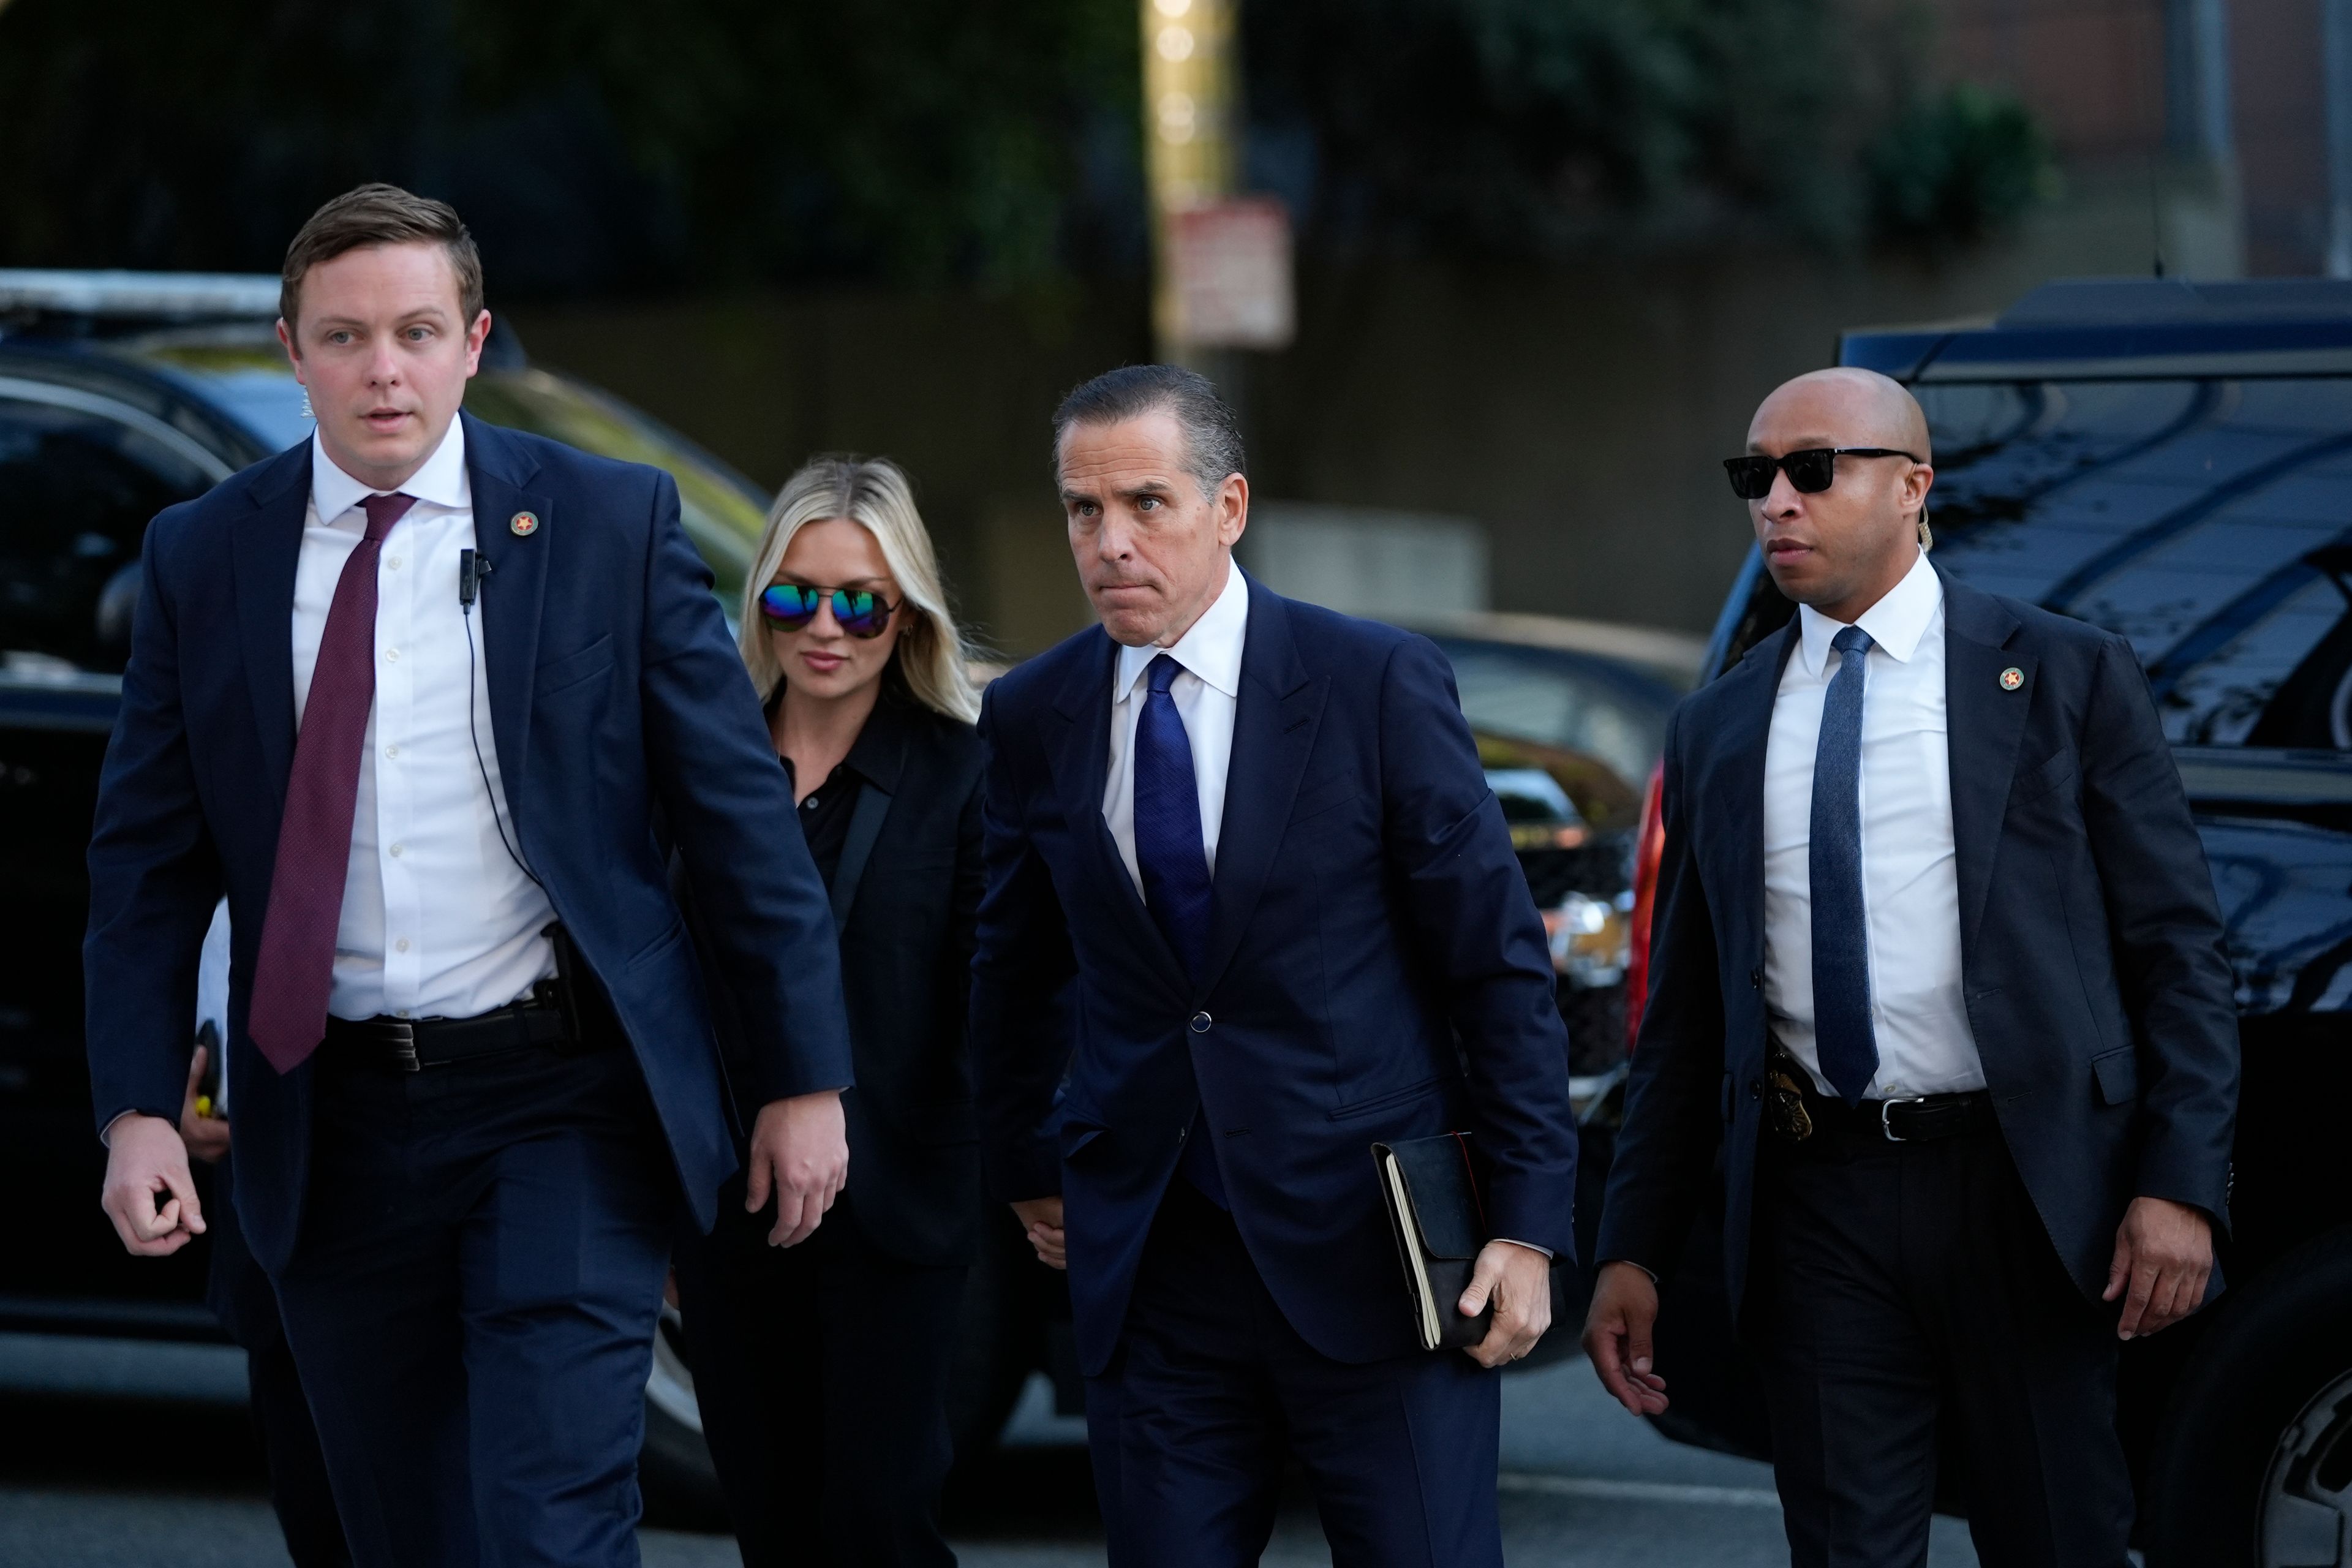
[1762,549,1985,1099]
[1103,560,1249,893]
[292,419,556,1022]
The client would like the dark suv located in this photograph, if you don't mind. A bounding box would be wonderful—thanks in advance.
[1621,278,2352,1566]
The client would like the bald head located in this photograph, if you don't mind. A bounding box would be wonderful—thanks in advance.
[1741,367,1936,624]
[1748,368,1931,464]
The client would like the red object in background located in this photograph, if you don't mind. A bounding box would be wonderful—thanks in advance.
[1624,762,1667,1054]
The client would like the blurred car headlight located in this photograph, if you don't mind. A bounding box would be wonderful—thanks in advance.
[1543,890,1630,988]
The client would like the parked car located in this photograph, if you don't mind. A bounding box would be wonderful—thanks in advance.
[0,269,1694,1512]
[1617,276,2352,1566]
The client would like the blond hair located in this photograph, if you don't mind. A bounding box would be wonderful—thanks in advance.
[737,456,980,724]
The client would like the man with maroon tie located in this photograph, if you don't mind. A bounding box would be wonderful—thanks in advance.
[83,183,854,1566]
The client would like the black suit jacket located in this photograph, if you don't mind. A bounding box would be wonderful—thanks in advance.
[1597,571,2241,1314]
[689,691,986,1268]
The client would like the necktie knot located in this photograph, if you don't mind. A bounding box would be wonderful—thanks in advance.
[360,492,417,543]
[1831,625,1874,659]
[1146,654,1184,697]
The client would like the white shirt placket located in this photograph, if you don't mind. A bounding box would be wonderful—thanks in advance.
[376,521,421,1017]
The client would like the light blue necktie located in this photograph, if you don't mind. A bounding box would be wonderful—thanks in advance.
[1131,655,1226,1206]
[1811,625,1880,1106]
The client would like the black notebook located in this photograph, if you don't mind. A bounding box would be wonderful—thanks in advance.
[1372,1133,1496,1352]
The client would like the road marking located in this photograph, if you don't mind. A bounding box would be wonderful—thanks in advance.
[1499,1472,1783,1509]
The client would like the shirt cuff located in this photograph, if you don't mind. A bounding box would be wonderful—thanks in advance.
[1495,1238,1553,1261]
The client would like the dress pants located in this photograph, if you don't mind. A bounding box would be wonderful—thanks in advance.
[208,1157,352,1568]
[1747,1117,2135,1568]
[272,1042,679,1568]
[673,1180,967,1568]
[1084,1178,1503,1568]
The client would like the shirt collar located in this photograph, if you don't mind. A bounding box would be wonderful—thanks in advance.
[1796,548,1941,676]
[308,415,469,526]
[1114,559,1250,703]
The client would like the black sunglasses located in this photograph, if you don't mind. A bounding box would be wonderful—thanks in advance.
[758,581,899,639]
[1722,447,1921,500]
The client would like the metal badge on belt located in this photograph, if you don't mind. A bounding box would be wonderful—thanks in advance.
[1766,1062,1815,1142]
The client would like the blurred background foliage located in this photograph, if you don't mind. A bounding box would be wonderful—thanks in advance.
[0,0,2053,293]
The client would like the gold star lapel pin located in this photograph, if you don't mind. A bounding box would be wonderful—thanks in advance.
[510,511,540,537]
[2000,666,2024,692]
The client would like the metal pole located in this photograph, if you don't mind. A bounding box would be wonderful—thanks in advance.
[1142,0,1237,366]
[2328,0,2352,276]
[2165,0,2234,164]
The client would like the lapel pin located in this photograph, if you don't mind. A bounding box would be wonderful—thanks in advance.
[2000,666,2024,691]
[510,510,540,537]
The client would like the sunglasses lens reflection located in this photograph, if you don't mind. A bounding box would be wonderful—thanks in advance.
[760,584,895,639]
[1784,450,1838,492]
[758,584,819,626]
[1724,457,1775,499]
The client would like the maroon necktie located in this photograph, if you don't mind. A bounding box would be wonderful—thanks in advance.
[248,492,416,1073]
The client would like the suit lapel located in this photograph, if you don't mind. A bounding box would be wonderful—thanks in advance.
[1940,573,2034,957]
[230,443,314,812]
[1198,581,1322,996]
[1713,622,1798,974]
[1044,630,1190,992]
[461,414,554,820]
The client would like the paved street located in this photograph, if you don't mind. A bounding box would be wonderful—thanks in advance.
[0,1331,1985,1566]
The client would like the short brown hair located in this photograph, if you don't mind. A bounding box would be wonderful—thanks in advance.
[279,183,484,339]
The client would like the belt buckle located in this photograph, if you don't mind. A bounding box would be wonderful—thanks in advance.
[385,1018,420,1073]
[1880,1096,1928,1142]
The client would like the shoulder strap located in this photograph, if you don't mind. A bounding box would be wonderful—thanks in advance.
[829,783,894,935]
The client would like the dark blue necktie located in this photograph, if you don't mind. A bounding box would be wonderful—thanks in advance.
[1131,654,1225,1205]
[1811,625,1880,1106]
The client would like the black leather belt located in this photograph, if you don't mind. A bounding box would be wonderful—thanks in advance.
[324,999,580,1072]
[1765,1058,1995,1147]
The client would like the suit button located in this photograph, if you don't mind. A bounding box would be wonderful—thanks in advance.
[1190,1011,1212,1033]
[1749,1079,1763,1100]
[1749,967,1763,990]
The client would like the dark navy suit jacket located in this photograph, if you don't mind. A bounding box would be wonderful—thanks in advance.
[83,413,854,1273]
[1598,571,2241,1314]
[970,573,1581,1374]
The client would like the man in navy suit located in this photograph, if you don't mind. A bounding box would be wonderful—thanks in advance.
[84,184,854,1566]
[970,366,1580,1566]
[1585,369,2239,1564]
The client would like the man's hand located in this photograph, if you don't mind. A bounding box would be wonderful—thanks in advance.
[1012,1197,1066,1270]
[176,1044,231,1164]
[1582,1261,1670,1415]
[745,1090,848,1248]
[101,1112,205,1256]
[2105,1196,2214,1340]
[1460,1239,1553,1368]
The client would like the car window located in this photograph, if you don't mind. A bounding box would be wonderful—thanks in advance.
[1722,375,2352,750]
[462,370,769,609]
[0,394,215,673]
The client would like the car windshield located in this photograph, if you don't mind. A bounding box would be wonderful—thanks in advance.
[461,371,769,607]
[124,340,771,609]
[1917,376,2352,748]
[1427,637,1679,828]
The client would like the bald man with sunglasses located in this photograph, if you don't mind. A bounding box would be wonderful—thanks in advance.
[1586,369,2239,1565]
